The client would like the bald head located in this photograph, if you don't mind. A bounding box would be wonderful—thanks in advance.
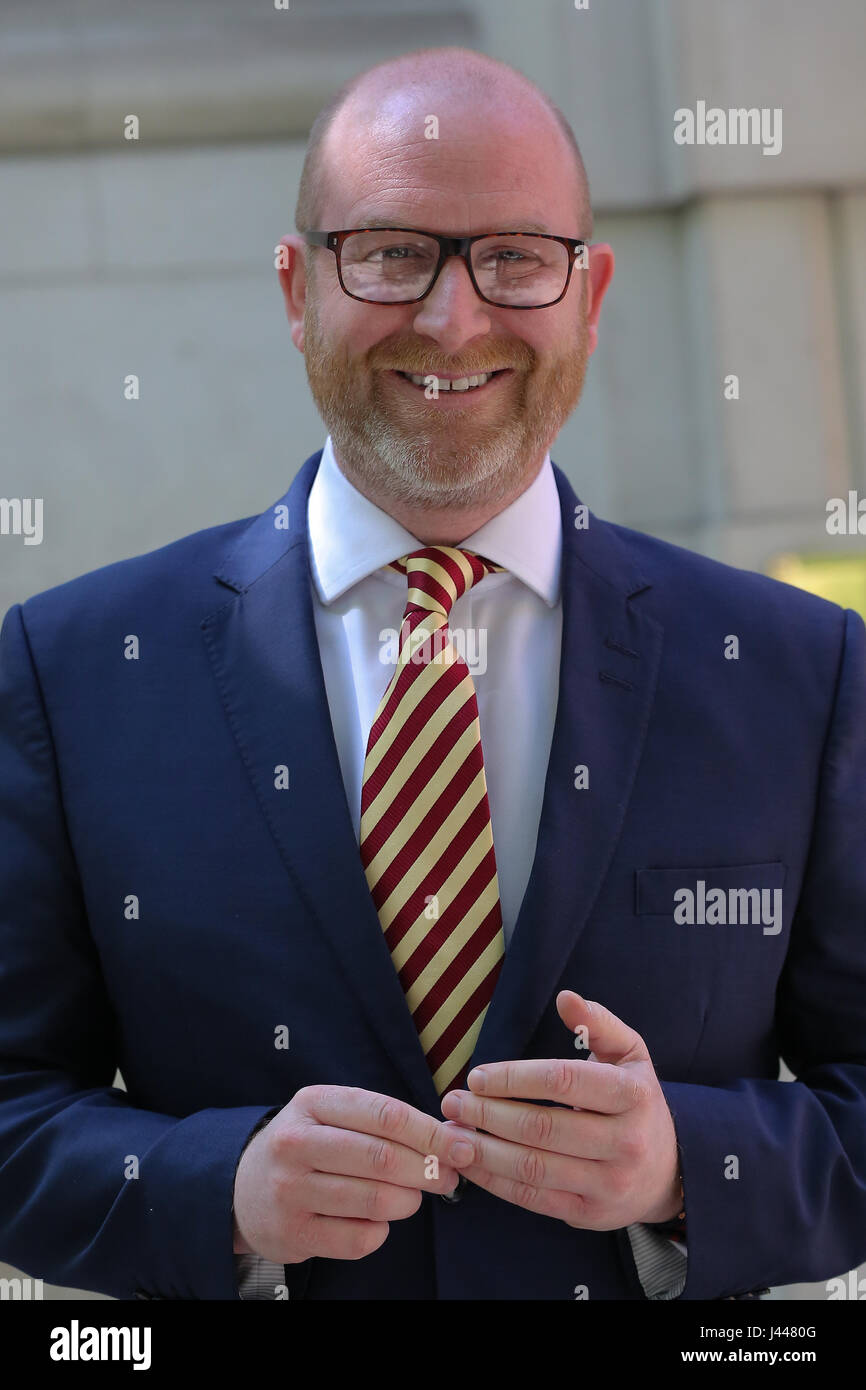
[294,47,592,241]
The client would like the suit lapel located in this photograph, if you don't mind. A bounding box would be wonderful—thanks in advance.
[470,464,664,1070]
[202,452,440,1112]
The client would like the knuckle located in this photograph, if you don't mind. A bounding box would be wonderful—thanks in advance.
[299,1083,334,1113]
[545,1061,574,1097]
[433,1125,452,1158]
[369,1138,399,1177]
[510,1179,539,1209]
[633,1079,652,1107]
[477,1103,498,1140]
[521,1105,554,1147]
[270,1119,302,1156]
[516,1147,545,1186]
[374,1096,408,1137]
[616,1070,645,1108]
[617,1129,647,1164]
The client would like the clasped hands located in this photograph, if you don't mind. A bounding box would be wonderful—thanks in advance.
[232,990,682,1266]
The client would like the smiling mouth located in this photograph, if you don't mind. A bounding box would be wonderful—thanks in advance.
[393,368,510,393]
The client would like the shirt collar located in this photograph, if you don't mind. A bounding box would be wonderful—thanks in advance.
[308,434,561,607]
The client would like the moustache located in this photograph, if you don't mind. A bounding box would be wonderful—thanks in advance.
[374,360,526,376]
[370,344,535,377]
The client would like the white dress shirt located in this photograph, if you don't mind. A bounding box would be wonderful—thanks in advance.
[236,435,686,1300]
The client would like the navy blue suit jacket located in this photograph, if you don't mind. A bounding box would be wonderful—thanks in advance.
[1,451,865,1300]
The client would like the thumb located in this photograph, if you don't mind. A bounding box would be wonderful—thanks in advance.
[556,990,648,1066]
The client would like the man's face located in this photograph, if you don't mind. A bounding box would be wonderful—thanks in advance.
[288,93,612,514]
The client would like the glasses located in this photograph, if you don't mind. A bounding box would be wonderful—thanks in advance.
[304,227,588,308]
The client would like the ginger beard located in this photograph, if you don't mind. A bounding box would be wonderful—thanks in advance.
[302,277,590,511]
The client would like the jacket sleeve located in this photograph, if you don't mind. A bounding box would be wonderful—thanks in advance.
[0,602,275,1299]
[660,606,866,1299]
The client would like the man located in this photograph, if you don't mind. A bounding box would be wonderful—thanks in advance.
[0,47,864,1303]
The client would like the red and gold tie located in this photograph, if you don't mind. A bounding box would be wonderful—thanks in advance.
[360,546,506,1096]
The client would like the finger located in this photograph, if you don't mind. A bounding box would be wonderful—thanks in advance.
[459,1126,609,1199]
[303,1172,424,1222]
[555,992,649,1066]
[291,1213,390,1263]
[465,1058,649,1114]
[441,1091,619,1159]
[300,1085,475,1165]
[459,1163,589,1225]
[301,1122,464,1193]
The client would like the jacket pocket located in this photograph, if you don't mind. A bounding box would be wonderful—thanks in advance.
[635,861,786,922]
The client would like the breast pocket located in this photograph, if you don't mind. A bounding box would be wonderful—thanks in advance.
[635,861,787,934]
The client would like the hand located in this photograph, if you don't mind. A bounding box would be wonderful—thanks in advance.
[232,1084,476,1264]
[440,991,682,1230]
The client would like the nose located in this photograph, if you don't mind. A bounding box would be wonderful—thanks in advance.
[409,254,493,355]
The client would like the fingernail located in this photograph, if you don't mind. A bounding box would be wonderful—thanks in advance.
[445,1092,462,1116]
[450,1139,474,1164]
[467,1068,485,1091]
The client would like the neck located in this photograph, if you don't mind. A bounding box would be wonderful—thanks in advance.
[330,449,547,545]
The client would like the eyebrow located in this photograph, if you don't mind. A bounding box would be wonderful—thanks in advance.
[348,217,555,235]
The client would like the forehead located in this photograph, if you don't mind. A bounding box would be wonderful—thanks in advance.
[320,85,580,236]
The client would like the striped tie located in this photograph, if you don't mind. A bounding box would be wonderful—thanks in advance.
[360,546,506,1096]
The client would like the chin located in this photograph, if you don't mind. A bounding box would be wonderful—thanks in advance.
[385,452,523,509]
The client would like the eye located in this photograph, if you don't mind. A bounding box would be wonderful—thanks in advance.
[366,244,433,264]
[476,246,543,271]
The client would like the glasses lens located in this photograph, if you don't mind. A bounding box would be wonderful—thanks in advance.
[471,235,569,306]
[337,231,572,306]
[340,231,440,302]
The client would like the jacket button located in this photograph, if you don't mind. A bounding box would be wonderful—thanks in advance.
[440,1175,467,1204]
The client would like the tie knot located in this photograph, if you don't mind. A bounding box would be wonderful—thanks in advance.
[390,545,504,618]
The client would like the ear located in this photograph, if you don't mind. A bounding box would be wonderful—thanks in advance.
[276,234,308,352]
[582,243,615,356]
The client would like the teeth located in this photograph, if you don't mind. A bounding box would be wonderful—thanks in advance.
[405,371,496,391]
